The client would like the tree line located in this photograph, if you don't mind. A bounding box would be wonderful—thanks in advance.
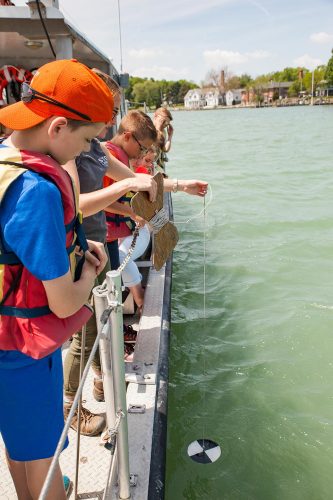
[203,49,333,98]
[125,50,333,108]
[125,77,197,109]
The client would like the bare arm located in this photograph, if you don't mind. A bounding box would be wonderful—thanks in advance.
[74,178,151,218]
[164,124,174,153]
[105,201,146,227]
[43,266,96,318]
[163,178,208,197]
[43,241,108,318]
[64,152,157,217]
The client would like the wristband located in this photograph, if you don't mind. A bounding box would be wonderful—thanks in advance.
[172,179,178,193]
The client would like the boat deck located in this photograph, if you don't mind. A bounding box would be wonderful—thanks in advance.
[0,265,166,500]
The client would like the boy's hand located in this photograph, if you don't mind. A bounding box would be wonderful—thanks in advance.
[167,123,174,138]
[133,214,147,228]
[132,174,157,202]
[85,240,108,275]
[179,180,208,197]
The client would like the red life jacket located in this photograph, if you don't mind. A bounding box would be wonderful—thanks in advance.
[0,147,92,359]
[103,142,135,241]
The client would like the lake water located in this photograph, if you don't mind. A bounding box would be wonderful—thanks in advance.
[165,106,333,500]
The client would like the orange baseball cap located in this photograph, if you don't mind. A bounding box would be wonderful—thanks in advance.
[0,59,114,130]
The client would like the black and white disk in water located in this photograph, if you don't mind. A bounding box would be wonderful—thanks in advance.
[187,439,221,464]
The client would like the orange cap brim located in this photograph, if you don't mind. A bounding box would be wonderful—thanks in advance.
[0,101,47,130]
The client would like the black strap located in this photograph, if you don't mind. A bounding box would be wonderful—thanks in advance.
[0,304,51,318]
[0,266,23,307]
[0,253,20,265]
[0,265,51,317]
[75,217,88,252]
[0,160,26,168]
[106,214,132,225]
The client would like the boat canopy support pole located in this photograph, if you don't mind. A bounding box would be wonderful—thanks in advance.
[55,35,73,60]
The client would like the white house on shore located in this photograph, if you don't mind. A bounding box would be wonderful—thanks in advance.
[184,87,224,109]
[184,89,206,109]
[225,89,242,106]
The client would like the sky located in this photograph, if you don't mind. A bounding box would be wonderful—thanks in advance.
[16,0,333,83]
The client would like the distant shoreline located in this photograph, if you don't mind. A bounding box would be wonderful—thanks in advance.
[170,101,333,111]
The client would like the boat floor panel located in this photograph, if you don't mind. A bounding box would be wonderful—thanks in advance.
[0,266,165,499]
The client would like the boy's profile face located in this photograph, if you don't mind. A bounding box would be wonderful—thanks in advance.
[48,119,105,164]
[132,148,156,169]
[122,131,154,160]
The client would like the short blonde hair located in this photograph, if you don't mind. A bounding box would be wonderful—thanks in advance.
[118,110,157,142]
[155,107,172,121]
[156,130,165,150]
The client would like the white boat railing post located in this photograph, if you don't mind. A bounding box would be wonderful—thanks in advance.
[106,270,131,500]
[93,287,116,430]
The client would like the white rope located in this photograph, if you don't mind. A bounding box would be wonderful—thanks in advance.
[202,196,207,441]
[149,207,169,233]
[175,185,213,225]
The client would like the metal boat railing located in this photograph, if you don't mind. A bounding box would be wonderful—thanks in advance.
[39,270,131,500]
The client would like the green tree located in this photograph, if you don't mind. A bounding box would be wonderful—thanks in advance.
[225,75,240,90]
[288,80,301,96]
[132,80,162,108]
[125,76,146,101]
[325,49,333,86]
[239,73,252,88]
[269,67,300,82]
[131,82,146,105]
[303,66,326,94]
[177,80,197,103]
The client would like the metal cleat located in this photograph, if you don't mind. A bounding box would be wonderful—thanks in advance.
[128,404,146,414]
[129,474,138,487]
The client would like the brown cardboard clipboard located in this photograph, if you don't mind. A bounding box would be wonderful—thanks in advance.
[131,172,179,271]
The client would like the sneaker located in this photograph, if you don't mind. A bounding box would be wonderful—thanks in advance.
[123,324,138,343]
[93,378,105,403]
[124,342,135,362]
[64,402,105,437]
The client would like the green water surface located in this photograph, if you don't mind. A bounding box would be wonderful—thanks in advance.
[165,106,333,500]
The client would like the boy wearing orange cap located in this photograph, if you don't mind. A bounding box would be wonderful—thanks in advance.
[0,59,113,499]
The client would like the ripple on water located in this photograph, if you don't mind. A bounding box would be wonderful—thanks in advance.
[166,107,333,500]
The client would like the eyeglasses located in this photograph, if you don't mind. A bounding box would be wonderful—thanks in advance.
[131,133,149,156]
[112,107,119,120]
[21,82,91,121]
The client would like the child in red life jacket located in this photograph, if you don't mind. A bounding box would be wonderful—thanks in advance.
[104,112,209,312]
[0,59,113,499]
[131,144,157,175]
[103,110,157,311]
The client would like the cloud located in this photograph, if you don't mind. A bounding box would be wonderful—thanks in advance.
[129,65,190,80]
[248,0,271,17]
[121,0,235,25]
[310,32,333,44]
[203,49,270,67]
[248,50,271,59]
[294,54,323,69]
[128,48,164,59]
